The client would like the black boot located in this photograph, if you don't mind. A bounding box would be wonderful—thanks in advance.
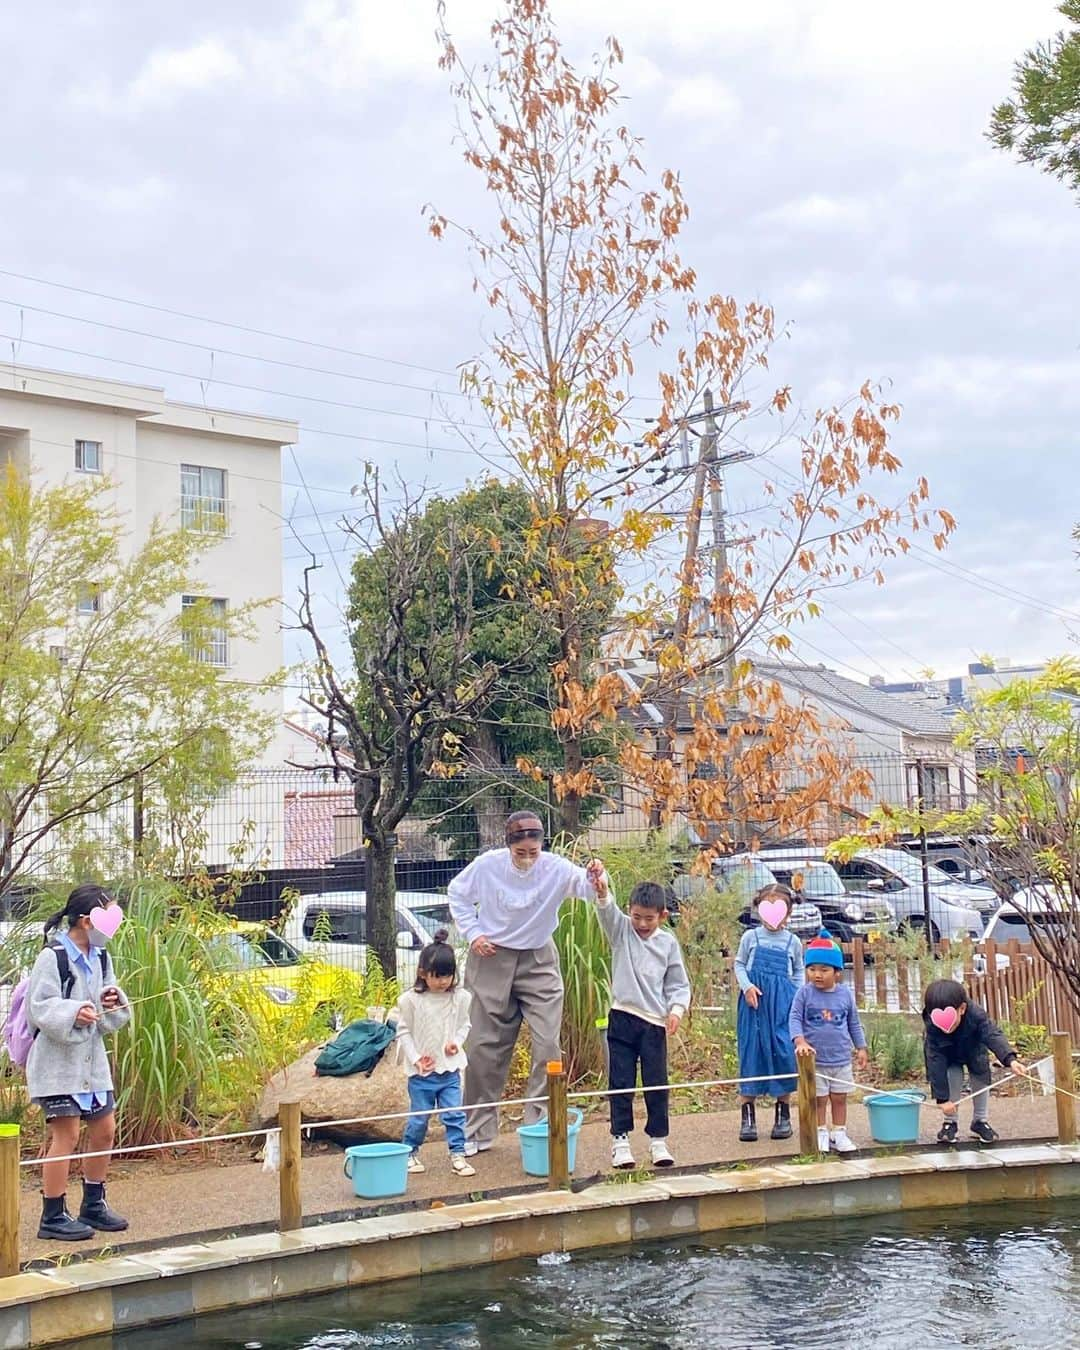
[771,1100,793,1140]
[739,1101,758,1143]
[79,1180,129,1233]
[38,1194,94,1242]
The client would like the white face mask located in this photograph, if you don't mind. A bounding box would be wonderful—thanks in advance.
[87,926,110,948]
[511,854,538,875]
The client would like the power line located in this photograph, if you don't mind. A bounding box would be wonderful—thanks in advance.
[739,453,1080,627]
[0,297,477,402]
[9,368,502,463]
[0,332,497,433]
[0,268,458,378]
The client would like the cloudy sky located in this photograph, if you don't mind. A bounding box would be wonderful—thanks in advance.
[1,0,1078,689]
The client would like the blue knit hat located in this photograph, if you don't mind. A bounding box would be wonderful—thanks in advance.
[805,928,844,970]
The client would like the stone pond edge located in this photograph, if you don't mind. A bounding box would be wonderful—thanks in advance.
[4,1142,1080,1347]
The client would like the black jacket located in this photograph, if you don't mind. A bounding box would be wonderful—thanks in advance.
[923,1002,1017,1103]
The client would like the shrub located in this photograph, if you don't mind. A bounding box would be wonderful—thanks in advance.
[867,1014,924,1080]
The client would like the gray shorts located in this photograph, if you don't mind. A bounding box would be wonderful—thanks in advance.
[34,1091,115,1122]
[816,1063,855,1097]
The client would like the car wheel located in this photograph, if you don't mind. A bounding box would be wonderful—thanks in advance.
[905,916,941,947]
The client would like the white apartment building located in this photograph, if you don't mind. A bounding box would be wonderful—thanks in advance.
[0,364,299,867]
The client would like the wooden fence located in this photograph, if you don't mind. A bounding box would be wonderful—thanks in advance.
[706,936,1080,1040]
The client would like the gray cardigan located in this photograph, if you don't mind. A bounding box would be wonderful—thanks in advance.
[25,942,130,1100]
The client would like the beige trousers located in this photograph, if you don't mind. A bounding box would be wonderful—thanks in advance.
[463,941,563,1144]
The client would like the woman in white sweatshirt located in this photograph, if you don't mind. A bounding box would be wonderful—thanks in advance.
[393,928,476,1177]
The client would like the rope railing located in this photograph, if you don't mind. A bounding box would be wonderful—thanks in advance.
[1,1032,1075,1279]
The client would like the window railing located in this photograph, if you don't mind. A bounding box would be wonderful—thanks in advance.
[180,495,231,534]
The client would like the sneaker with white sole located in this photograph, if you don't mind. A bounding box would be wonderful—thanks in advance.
[450,1154,476,1177]
[817,1126,830,1153]
[611,1134,635,1169]
[649,1138,675,1168]
[407,1152,425,1173]
[463,1140,493,1157]
[830,1128,858,1154]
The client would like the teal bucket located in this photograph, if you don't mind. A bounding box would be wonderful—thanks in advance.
[343,1142,412,1198]
[865,1090,926,1144]
[517,1109,584,1177]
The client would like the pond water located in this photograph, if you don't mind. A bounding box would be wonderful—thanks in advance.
[83,1200,1080,1349]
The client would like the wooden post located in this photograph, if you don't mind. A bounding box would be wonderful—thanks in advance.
[0,1125,18,1278]
[547,1061,569,1190]
[278,1101,303,1232]
[797,1054,818,1156]
[852,939,865,1009]
[1053,1032,1076,1146]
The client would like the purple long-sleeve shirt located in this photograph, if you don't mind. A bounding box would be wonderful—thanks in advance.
[788,983,866,1064]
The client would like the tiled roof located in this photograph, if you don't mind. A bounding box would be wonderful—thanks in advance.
[756,662,955,735]
[283,788,353,868]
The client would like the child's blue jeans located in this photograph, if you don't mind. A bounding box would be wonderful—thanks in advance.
[403,1069,466,1154]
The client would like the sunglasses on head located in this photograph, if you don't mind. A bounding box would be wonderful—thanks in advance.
[508,828,544,842]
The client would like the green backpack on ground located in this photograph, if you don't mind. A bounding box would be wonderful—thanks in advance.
[314,1019,396,1078]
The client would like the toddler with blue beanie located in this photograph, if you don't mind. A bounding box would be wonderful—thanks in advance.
[788,930,867,1155]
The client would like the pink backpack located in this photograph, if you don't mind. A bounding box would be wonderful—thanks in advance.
[3,945,106,1068]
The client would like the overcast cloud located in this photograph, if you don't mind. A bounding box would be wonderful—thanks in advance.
[0,0,1077,688]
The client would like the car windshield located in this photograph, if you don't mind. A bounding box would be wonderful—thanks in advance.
[864,850,953,887]
[770,863,844,899]
[715,858,777,902]
[211,931,301,971]
[409,903,454,938]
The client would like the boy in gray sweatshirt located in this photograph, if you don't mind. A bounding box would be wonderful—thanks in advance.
[595,880,691,1170]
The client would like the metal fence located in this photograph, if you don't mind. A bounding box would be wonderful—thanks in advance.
[1,749,991,905]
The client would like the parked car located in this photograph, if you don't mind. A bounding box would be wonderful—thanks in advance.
[206,923,365,1025]
[745,850,897,945]
[832,847,986,943]
[711,856,823,941]
[973,886,1074,973]
[281,890,458,976]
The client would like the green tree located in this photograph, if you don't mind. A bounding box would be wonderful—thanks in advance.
[298,470,530,975]
[989,2,1080,197]
[0,467,277,891]
[394,479,617,853]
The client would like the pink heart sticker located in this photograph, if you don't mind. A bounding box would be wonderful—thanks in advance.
[758,899,788,930]
[930,1006,959,1033]
[89,905,124,939]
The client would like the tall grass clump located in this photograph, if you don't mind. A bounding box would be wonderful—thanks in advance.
[110,879,277,1144]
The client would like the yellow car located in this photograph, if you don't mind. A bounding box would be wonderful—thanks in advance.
[206,922,366,1027]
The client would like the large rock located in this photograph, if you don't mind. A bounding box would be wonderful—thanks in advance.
[258,1045,410,1145]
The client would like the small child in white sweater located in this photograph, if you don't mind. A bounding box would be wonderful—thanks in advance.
[393,929,475,1178]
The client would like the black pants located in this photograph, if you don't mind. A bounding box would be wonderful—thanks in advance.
[607,1009,669,1138]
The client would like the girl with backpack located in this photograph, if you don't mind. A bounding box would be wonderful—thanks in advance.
[26,885,130,1241]
[392,928,475,1178]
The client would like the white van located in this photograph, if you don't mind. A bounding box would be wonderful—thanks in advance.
[282,891,459,977]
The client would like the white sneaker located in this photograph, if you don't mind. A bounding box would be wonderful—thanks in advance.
[649,1138,675,1168]
[450,1154,476,1177]
[830,1128,857,1154]
[463,1140,493,1157]
[407,1152,425,1173]
[817,1126,830,1153]
[611,1134,635,1169]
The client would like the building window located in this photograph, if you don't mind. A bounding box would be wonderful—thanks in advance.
[49,645,70,666]
[182,595,229,666]
[180,464,229,533]
[76,584,101,616]
[75,440,102,474]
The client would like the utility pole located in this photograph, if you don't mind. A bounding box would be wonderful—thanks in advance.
[647,392,749,832]
[702,390,751,845]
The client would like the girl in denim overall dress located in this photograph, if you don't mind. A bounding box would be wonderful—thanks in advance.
[734,884,804,1142]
